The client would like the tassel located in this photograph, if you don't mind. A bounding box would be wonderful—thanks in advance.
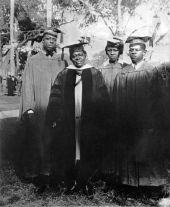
[61,48,64,60]
[60,32,63,43]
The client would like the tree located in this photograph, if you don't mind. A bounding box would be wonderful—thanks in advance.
[91,50,107,68]
[0,0,169,64]
[65,0,147,36]
[66,0,170,40]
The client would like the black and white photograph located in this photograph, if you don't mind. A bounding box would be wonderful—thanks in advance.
[0,0,170,206]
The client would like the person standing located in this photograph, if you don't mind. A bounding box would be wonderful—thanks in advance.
[17,27,67,193]
[99,38,124,189]
[100,37,123,99]
[7,75,16,96]
[16,73,22,96]
[112,36,168,197]
[46,42,109,195]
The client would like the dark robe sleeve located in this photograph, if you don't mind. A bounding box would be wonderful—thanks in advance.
[93,69,110,125]
[154,62,170,129]
[46,71,64,127]
[93,69,109,103]
[93,69,112,155]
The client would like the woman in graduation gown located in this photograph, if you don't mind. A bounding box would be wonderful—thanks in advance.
[100,37,123,99]
[46,42,109,195]
[100,38,124,187]
[112,37,170,192]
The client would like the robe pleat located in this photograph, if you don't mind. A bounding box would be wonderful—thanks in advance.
[100,61,122,100]
[112,62,170,186]
[15,51,66,180]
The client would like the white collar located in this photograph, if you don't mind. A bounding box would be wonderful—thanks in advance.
[132,60,144,71]
[66,64,92,70]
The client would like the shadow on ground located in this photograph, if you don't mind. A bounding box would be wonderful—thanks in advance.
[0,161,163,207]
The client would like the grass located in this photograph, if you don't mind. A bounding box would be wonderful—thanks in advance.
[0,162,162,207]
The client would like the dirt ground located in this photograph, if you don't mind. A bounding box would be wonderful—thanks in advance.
[0,95,19,111]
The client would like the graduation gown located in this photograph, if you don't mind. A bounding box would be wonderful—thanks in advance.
[16,51,66,180]
[155,62,170,131]
[112,61,169,186]
[100,60,122,100]
[100,60,122,177]
[46,66,109,183]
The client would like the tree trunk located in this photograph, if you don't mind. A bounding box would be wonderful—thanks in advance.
[47,0,53,27]
[0,34,2,65]
[117,0,122,35]
[10,0,15,76]
[15,48,19,74]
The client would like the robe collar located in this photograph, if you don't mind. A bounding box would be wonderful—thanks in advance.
[66,64,92,70]
[131,60,145,71]
[103,59,122,67]
[40,49,59,59]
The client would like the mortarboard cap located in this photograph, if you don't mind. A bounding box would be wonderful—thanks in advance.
[61,41,88,60]
[63,42,88,53]
[42,27,64,43]
[43,27,63,38]
[26,27,64,45]
[126,36,152,47]
[107,37,123,46]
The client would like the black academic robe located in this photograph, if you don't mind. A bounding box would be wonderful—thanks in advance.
[155,62,170,131]
[112,62,170,186]
[100,61,122,178]
[46,67,109,184]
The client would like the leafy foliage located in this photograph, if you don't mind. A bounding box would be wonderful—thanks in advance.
[91,50,107,68]
[0,0,169,60]
[65,0,148,35]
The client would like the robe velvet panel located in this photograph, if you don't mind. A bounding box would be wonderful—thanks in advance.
[46,67,110,181]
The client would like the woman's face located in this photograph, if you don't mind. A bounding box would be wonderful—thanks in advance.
[106,46,119,63]
[71,51,86,68]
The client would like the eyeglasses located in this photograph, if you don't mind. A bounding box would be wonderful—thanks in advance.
[107,49,119,52]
